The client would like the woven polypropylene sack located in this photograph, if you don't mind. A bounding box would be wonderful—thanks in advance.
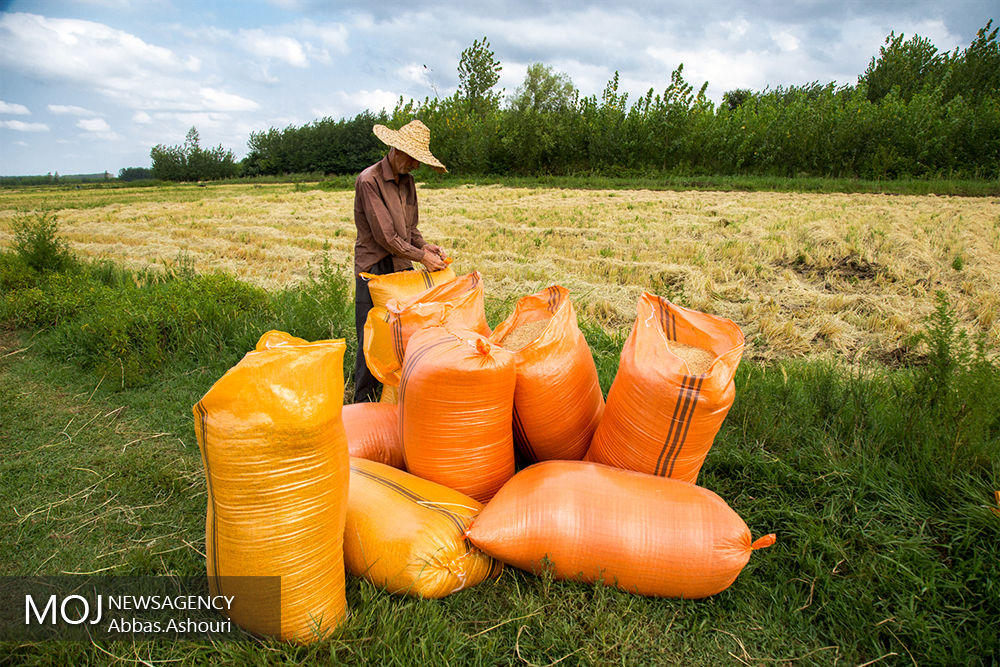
[193,333,349,643]
[359,266,456,309]
[491,285,604,462]
[467,460,775,598]
[256,330,309,349]
[364,272,490,389]
[400,326,516,503]
[586,293,744,483]
[380,383,399,405]
[344,458,503,598]
[342,403,404,469]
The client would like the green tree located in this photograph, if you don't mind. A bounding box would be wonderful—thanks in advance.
[151,126,238,181]
[509,63,577,113]
[860,31,945,102]
[457,37,502,112]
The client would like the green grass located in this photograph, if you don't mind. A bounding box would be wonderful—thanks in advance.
[1,248,998,665]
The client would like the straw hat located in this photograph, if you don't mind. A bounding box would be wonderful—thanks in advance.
[373,119,447,173]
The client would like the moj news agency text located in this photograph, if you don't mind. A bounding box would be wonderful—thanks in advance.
[25,592,235,634]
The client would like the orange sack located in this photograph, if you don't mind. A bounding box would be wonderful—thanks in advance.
[193,333,349,643]
[359,266,456,309]
[586,293,744,483]
[344,458,503,598]
[400,326,516,503]
[467,460,775,599]
[364,271,491,390]
[342,403,405,469]
[491,286,604,462]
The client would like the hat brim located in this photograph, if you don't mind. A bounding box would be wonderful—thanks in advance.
[374,124,447,173]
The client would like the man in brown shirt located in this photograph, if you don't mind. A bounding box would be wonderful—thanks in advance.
[352,119,448,402]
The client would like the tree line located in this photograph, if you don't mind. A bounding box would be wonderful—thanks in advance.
[152,22,1000,181]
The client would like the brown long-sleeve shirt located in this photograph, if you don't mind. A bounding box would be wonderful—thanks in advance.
[353,155,427,275]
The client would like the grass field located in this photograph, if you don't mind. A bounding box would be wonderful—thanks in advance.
[1,181,998,363]
[1,180,998,665]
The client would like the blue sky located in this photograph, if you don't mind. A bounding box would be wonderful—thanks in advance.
[0,0,994,176]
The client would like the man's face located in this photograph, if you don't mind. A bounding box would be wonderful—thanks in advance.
[389,148,420,175]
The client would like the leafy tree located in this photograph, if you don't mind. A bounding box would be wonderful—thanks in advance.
[942,19,1000,103]
[509,63,577,113]
[151,126,238,181]
[723,88,754,110]
[860,31,945,102]
[117,167,153,181]
[457,37,502,112]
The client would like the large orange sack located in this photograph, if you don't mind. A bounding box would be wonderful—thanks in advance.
[491,285,604,462]
[467,460,774,599]
[400,326,516,503]
[360,266,456,308]
[364,271,490,390]
[344,458,503,598]
[586,293,744,483]
[194,333,349,643]
[342,403,405,469]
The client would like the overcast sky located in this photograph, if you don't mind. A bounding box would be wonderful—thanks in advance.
[0,0,994,176]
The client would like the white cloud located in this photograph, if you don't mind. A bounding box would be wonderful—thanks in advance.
[77,118,112,132]
[0,101,30,115]
[1,120,50,131]
[198,88,260,112]
[76,117,120,141]
[398,63,432,87]
[772,30,801,52]
[239,29,308,67]
[345,89,406,114]
[49,104,101,116]
[132,111,153,124]
[0,13,246,114]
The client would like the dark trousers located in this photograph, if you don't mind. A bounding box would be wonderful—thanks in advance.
[353,255,396,403]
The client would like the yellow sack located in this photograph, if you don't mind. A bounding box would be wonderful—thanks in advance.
[359,266,456,308]
[380,383,399,405]
[255,330,309,349]
[364,272,490,389]
[193,333,350,643]
[345,458,503,598]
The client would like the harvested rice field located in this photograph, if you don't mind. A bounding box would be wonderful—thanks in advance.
[2,182,998,362]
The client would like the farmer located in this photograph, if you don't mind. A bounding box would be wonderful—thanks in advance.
[352,119,448,402]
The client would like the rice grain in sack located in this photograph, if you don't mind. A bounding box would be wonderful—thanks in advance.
[344,458,503,598]
[400,326,516,503]
[359,266,456,308]
[364,271,490,389]
[491,286,604,462]
[586,293,744,483]
[193,333,349,643]
[466,460,775,598]
[342,402,405,469]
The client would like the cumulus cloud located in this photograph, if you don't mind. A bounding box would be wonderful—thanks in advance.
[1,120,50,131]
[0,13,252,113]
[198,88,260,112]
[77,118,112,132]
[239,29,309,67]
[336,89,408,116]
[0,101,31,115]
[76,117,120,140]
[49,104,101,115]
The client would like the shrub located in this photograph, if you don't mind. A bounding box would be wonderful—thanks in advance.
[11,212,75,273]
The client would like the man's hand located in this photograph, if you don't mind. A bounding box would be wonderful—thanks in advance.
[420,248,447,271]
[425,244,446,260]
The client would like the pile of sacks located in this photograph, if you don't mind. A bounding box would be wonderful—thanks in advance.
[193,267,775,643]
